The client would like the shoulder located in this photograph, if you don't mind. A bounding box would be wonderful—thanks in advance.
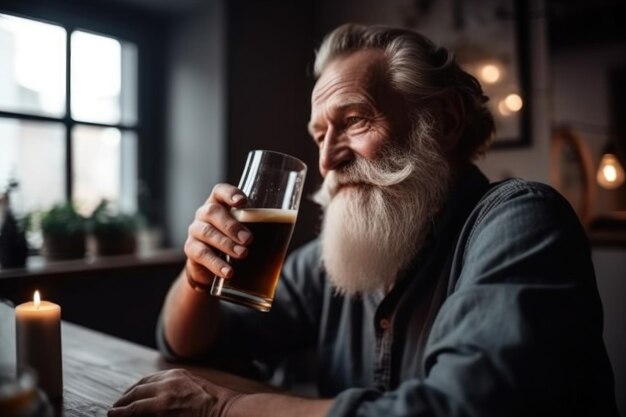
[468,178,582,240]
[477,178,572,216]
[454,178,592,288]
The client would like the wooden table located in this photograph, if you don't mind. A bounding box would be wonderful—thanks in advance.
[55,322,272,417]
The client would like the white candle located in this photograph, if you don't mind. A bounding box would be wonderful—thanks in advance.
[15,291,63,399]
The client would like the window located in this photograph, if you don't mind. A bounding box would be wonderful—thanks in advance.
[0,13,138,216]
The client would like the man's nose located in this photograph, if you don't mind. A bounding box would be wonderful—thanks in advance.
[319,129,353,176]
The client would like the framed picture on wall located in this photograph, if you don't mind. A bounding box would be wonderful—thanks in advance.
[402,0,531,148]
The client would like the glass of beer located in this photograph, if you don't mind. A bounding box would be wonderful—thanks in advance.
[209,150,307,312]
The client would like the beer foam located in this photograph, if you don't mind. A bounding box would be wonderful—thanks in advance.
[232,208,297,223]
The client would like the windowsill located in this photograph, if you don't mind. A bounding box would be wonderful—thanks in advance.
[0,248,186,279]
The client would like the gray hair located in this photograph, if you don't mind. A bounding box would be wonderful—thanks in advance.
[314,23,495,159]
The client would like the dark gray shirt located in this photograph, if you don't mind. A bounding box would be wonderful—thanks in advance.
[159,166,618,417]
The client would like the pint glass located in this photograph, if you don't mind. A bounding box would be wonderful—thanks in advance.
[209,150,307,312]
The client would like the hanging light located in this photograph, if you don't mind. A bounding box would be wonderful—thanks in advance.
[596,142,625,189]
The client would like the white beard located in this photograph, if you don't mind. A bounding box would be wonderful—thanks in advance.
[313,117,451,296]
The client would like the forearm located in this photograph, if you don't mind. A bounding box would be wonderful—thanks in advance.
[162,268,222,358]
[229,393,333,417]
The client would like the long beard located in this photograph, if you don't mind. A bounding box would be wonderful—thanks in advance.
[313,117,451,296]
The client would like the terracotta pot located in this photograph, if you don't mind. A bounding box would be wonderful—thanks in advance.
[93,233,137,256]
[42,233,86,261]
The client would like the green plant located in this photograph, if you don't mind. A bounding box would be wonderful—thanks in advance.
[40,203,87,237]
[88,200,138,237]
[38,203,87,260]
[88,200,139,256]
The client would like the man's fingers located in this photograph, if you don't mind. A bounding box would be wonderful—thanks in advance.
[194,203,252,246]
[200,183,252,246]
[120,373,157,397]
[207,183,247,207]
[185,239,233,278]
[185,183,253,283]
[108,398,160,417]
[113,382,159,408]
[185,260,215,288]
[189,221,248,260]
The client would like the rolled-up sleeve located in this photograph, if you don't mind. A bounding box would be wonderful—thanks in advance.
[327,182,617,417]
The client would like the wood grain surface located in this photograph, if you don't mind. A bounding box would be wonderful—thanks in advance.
[54,322,274,417]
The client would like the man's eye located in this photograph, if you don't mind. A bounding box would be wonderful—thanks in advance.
[346,116,364,126]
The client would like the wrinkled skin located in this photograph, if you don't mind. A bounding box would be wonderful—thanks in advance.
[108,369,241,417]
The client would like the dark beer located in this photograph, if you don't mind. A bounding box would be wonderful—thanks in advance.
[211,208,296,311]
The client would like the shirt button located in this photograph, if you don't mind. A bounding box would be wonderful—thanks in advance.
[379,318,390,330]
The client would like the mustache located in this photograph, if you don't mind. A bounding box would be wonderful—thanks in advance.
[334,156,414,187]
[316,153,415,202]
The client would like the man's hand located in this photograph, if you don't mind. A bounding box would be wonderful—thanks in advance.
[185,183,252,288]
[161,183,251,358]
[108,369,242,417]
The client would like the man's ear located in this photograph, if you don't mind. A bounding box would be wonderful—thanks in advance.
[432,90,465,154]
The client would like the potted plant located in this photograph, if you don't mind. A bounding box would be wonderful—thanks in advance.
[89,200,138,256]
[40,203,87,260]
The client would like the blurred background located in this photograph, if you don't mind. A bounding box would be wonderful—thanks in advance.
[0,0,623,413]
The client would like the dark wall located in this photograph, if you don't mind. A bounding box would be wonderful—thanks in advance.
[547,0,626,51]
[226,0,323,251]
[0,259,184,348]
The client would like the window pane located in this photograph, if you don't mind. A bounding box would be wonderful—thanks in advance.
[72,125,137,216]
[0,118,66,214]
[0,14,66,117]
[71,31,138,125]
[120,40,138,126]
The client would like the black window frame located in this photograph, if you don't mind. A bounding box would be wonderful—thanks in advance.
[0,0,169,228]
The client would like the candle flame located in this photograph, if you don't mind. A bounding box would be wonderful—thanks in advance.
[34,290,41,309]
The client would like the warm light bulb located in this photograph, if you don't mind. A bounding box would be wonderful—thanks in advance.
[504,94,523,112]
[603,165,617,182]
[34,290,41,309]
[497,100,512,116]
[597,153,625,189]
[480,64,501,84]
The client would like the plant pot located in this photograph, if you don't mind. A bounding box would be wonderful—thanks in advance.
[42,233,86,261]
[93,232,137,256]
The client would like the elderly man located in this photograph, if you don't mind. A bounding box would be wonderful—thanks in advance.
[109,24,618,417]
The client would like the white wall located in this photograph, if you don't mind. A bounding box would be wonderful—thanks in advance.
[166,0,226,247]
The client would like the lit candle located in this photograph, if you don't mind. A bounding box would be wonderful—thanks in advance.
[15,291,63,399]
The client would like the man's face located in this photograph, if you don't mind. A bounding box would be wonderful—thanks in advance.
[308,49,410,178]
[309,50,453,296]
